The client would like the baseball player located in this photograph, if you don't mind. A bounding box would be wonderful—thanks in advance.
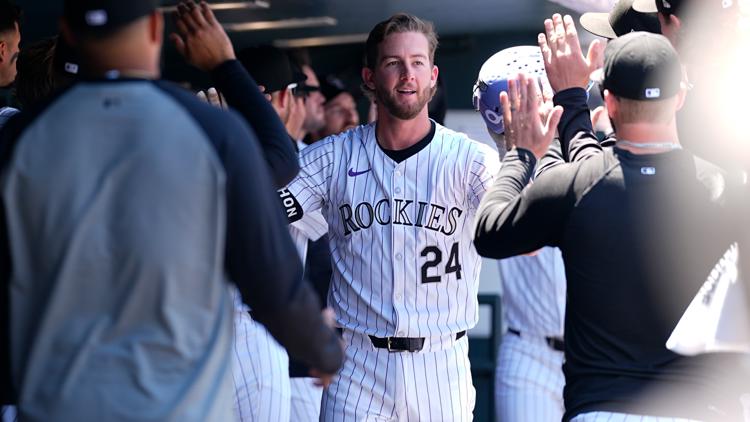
[472,46,568,422]
[475,21,747,420]
[1,1,343,420]
[279,13,500,421]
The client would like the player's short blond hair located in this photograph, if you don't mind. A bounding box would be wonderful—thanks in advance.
[614,96,678,125]
[364,13,438,69]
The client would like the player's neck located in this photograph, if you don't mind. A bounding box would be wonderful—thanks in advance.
[375,109,432,151]
[615,122,680,154]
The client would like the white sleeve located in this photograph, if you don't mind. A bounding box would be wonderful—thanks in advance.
[291,210,328,243]
[467,142,501,210]
[278,138,334,224]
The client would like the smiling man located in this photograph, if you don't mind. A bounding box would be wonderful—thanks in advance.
[278,13,500,421]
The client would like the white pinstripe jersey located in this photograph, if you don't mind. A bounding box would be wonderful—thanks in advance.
[289,140,329,259]
[497,247,566,338]
[282,121,500,338]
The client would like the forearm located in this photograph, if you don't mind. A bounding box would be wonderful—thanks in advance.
[473,148,537,258]
[554,87,603,162]
[253,281,343,374]
[535,138,564,178]
[211,60,299,187]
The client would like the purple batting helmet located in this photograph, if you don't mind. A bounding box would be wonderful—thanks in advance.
[472,46,550,134]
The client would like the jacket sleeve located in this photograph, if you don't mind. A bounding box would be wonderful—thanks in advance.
[473,148,576,259]
[554,87,603,163]
[210,60,299,188]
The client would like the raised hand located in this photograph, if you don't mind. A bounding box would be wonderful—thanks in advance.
[539,14,604,93]
[170,1,236,72]
[500,74,563,160]
[196,87,227,109]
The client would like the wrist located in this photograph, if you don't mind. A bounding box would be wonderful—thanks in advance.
[207,56,237,73]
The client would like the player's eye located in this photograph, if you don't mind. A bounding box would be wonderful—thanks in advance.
[413,61,424,66]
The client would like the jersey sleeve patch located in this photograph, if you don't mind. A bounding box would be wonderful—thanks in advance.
[278,187,304,223]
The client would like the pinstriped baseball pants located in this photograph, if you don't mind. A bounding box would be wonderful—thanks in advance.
[495,332,565,422]
[320,329,475,422]
[232,311,290,422]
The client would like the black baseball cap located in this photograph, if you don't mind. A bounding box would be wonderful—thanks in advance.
[320,75,349,102]
[53,34,80,76]
[237,46,307,94]
[633,0,737,15]
[633,0,678,14]
[580,0,661,39]
[63,0,158,34]
[596,31,682,100]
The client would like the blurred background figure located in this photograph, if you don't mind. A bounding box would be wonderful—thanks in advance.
[13,36,77,109]
[632,0,749,174]
[0,0,20,89]
[0,0,21,130]
[289,49,326,143]
[309,74,359,141]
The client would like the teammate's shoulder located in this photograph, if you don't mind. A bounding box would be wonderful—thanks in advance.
[691,153,733,200]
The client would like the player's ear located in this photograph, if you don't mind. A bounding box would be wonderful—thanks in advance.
[362,67,375,92]
[279,87,292,110]
[675,84,687,112]
[603,89,618,117]
[430,65,439,89]
[0,39,7,64]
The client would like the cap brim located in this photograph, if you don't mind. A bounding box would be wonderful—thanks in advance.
[632,0,658,13]
[579,12,618,39]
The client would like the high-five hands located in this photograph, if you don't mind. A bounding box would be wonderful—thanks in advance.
[539,14,604,93]
[170,1,236,72]
[500,74,563,160]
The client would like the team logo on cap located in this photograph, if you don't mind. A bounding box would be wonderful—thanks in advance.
[645,88,661,98]
[64,62,79,75]
[85,10,108,26]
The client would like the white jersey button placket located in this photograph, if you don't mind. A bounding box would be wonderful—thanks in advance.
[391,164,407,336]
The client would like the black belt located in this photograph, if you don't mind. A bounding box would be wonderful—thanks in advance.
[369,331,466,352]
[508,328,564,352]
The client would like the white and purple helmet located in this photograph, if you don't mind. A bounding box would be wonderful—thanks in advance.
[472,46,551,134]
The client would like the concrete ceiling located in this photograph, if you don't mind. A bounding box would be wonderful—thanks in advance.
[15,0,575,47]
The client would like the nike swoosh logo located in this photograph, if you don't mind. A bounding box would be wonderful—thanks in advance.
[348,168,371,177]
